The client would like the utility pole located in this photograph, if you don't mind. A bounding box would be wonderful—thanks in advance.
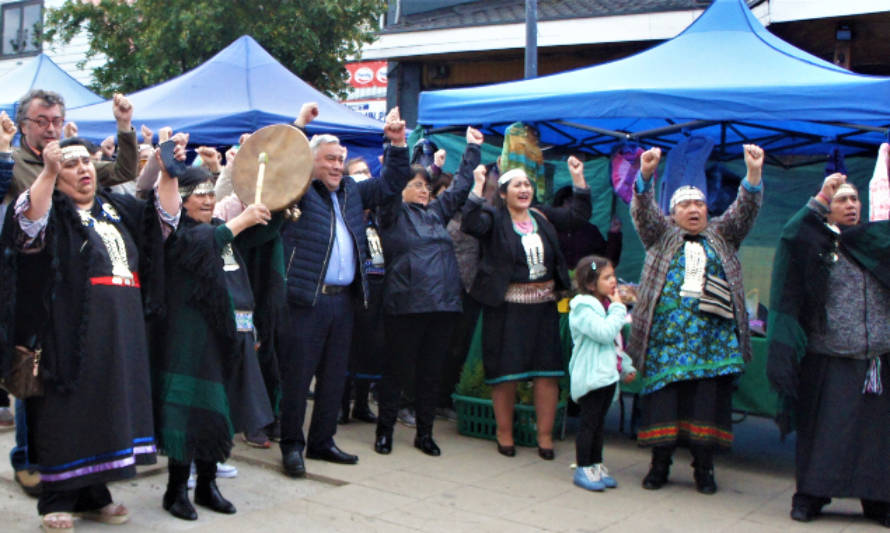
[525,0,538,78]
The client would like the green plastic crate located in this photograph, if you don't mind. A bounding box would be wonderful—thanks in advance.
[452,394,566,447]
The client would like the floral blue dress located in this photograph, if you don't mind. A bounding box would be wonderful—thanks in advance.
[641,239,744,395]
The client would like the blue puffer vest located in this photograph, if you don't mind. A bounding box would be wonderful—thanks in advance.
[280,145,409,308]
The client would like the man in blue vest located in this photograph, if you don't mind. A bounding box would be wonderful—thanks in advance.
[278,106,409,478]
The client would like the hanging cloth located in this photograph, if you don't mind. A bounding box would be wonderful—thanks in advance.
[610,141,645,204]
[869,143,890,222]
[657,135,715,215]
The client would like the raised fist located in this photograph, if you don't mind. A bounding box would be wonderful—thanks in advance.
[640,147,661,181]
[383,107,407,146]
[112,93,133,127]
[466,127,483,146]
[567,155,584,180]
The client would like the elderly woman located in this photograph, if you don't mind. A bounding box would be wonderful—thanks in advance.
[155,167,276,521]
[460,155,591,458]
[373,127,482,456]
[628,145,763,495]
[768,175,890,525]
[0,133,181,532]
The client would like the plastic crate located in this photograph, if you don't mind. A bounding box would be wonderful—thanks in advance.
[452,394,566,447]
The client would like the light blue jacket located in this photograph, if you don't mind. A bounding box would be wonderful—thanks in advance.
[568,294,635,402]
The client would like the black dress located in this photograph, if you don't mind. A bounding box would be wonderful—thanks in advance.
[27,198,157,490]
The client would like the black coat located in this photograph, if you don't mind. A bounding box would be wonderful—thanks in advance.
[379,144,480,315]
[461,187,592,307]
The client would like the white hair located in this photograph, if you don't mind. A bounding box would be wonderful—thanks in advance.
[309,133,340,154]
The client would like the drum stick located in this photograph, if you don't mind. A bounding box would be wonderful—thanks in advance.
[255,152,268,204]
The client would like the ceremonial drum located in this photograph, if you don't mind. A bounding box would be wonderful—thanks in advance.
[232,124,312,211]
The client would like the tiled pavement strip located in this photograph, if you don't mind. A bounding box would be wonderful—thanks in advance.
[0,401,884,532]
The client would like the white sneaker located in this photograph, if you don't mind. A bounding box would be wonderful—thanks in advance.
[188,461,237,480]
[216,462,238,478]
[596,463,618,488]
[573,465,605,491]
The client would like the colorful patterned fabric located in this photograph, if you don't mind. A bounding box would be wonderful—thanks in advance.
[627,179,762,374]
[641,240,744,395]
[637,375,735,449]
[499,122,546,202]
[638,421,733,447]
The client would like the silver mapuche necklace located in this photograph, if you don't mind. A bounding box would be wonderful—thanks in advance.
[79,203,132,279]
[513,217,547,280]
[221,243,240,271]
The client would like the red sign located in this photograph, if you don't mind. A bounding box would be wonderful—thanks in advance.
[346,61,387,88]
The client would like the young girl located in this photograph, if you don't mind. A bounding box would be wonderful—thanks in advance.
[568,255,636,491]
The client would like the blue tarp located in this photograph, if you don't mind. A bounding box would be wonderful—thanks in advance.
[0,54,102,117]
[418,0,890,157]
[66,35,385,168]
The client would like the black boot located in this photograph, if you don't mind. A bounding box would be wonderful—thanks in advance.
[791,492,830,522]
[642,446,673,490]
[339,378,352,424]
[861,499,890,527]
[691,446,717,495]
[375,425,393,455]
[414,429,441,457]
[163,461,197,521]
[194,460,236,514]
[352,380,377,423]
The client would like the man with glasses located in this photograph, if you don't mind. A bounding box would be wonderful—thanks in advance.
[3,89,138,204]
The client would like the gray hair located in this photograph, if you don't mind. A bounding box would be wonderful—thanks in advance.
[16,89,65,128]
[309,133,340,154]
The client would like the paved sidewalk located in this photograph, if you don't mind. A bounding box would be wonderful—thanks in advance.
[0,402,884,532]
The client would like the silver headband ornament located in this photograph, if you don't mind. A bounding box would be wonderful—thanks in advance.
[179,180,215,198]
[61,145,90,161]
[498,168,526,187]
[833,183,857,200]
[669,186,706,211]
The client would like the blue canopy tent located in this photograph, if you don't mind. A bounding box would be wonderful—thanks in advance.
[0,53,102,117]
[66,35,385,171]
[417,0,890,162]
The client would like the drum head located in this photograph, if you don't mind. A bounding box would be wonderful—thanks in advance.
[232,124,312,211]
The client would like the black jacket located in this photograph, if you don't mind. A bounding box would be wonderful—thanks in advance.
[461,187,592,307]
[379,144,480,315]
[280,145,409,307]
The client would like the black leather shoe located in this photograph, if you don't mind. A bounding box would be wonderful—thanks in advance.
[194,479,236,514]
[790,505,816,522]
[338,410,350,425]
[538,447,555,460]
[862,499,890,526]
[496,442,516,457]
[414,434,441,456]
[306,444,359,464]
[693,468,717,495]
[282,449,306,478]
[352,406,378,423]
[642,463,670,490]
[163,484,197,521]
[374,433,393,455]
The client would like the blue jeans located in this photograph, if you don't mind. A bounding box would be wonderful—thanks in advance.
[10,398,31,471]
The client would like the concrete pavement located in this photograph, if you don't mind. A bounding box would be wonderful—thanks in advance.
[0,400,885,532]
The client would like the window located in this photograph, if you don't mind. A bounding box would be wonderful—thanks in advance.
[2,0,42,57]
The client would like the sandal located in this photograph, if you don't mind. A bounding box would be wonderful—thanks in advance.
[76,502,130,525]
[41,512,74,533]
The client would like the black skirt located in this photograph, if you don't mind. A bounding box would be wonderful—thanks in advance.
[481,300,564,384]
[796,352,890,501]
[637,375,734,449]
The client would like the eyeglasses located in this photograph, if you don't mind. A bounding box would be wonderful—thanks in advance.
[24,116,64,129]
[408,181,431,191]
